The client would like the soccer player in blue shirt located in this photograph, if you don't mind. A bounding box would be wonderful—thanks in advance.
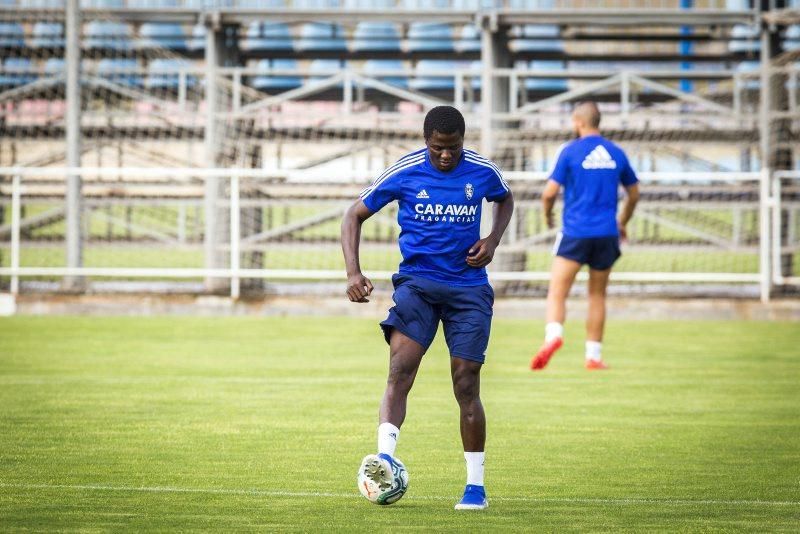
[531,101,640,371]
[341,106,514,510]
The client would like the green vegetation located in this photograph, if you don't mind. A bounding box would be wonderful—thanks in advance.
[1,317,798,531]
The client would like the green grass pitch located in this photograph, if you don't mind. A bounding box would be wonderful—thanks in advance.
[1,316,798,531]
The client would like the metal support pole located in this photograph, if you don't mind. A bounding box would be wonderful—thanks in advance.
[620,71,630,125]
[64,0,83,289]
[771,174,782,285]
[758,30,772,302]
[343,70,352,115]
[230,176,240,300]
[479,15,495,158]
[10,175,20,295]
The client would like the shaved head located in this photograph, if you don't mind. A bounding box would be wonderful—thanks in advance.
[572,101,601,129]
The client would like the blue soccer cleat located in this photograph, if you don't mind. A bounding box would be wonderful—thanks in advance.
[454,484,488,510]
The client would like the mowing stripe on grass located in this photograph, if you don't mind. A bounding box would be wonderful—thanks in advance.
[1,483,797,507]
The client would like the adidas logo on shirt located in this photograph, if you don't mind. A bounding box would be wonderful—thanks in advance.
[416,189,430,199]
[581,145,617,170]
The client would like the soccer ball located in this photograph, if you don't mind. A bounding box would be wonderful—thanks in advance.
[357,454,409,505]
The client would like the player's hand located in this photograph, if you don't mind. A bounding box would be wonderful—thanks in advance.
[545,211,555,229]
[466,237,499,268]
[618,221,628,242]
[346,272,374,303]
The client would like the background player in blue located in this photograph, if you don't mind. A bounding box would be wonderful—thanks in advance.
[341,106,514,510]
[531,101,639,371]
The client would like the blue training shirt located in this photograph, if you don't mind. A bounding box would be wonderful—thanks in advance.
[549,134,638,238]
[360,148,510,286]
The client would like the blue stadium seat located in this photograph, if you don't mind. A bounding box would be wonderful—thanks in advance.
[524,60,568,91]
[509,24,564,53]
[85,21,133,51]
[31,22,64,48]
[363,59,407,88]
[0,23,25,48]
[728,24,760,53]
[0,58,36,88]
[407,23,454,53]
[80,0,124,6]
[145,59,196,90]
[452,0,502,7]
[241,21,293,52]
[296,22,347,52]
[138,23,187,51]
[466,60,481,90]
[344,0,393,6]
[250,59,303,92]
[235,0,286,6]
[44,58,65,76]
[26,0,66,6]
[735,61,759,90]
[294,0,343,6]
[784,25,800,51]
[309,59,345,84]
[402,0,450,7]
[187,24,205,51]
[352,22,401,53]
[97,59,143,88]
[454,25,481,54]
[408,60,456,91]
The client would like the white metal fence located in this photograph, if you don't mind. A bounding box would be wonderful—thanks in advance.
[2,166,793,300]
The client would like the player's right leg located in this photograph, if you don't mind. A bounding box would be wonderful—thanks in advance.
[585,267,611,370]
[531,255,581,370]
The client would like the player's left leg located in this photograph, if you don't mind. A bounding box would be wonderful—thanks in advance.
[451,357,488,510]
[441,283,493,510]
[585,267,611,370]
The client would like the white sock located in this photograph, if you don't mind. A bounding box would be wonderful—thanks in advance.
[377,422,400,457]
[585,341,602,362]
[545,322,564,342]
[464,451,485,487]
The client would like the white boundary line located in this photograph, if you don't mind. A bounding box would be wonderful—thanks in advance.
[0,483,797,507]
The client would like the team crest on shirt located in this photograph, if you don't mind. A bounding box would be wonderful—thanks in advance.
[465,183,474,200]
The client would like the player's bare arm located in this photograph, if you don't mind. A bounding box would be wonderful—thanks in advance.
[541,179,561,229]
[466,191,515,268]
[617,183,640,240]
[341,199,376,303]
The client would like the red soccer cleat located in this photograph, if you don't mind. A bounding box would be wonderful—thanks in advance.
[530,337,563,370]
[585,359,609,370]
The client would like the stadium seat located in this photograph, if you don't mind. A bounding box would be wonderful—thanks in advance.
[402,0,450,7]
[407,23,454,53]
[85,21,133,51]
[44,58,66,76]
[294,0,343,7]
[187,24,205,51]
[25,0,65,7]
[454,25,481,54]
[309,59,346,84]
[784,25,800,52]
[296,22,347,52]
[241,21,293,52]
[524,60,568,92]
[408,60,456,91]
[363,59,407,88]
[250,59,303,92]
[728,24,760,53]
[352,22,402,53]
[451,0,502,7]
[80,0,124,6]
[0,58,37,88]
[145,59,195,90]
[509,24,564,53]
[0,22,25,48]
[31,22,64,48]
[344,0,393,7]
[138,23,188,51]
[735,61,760,91]
[97,58,143,88]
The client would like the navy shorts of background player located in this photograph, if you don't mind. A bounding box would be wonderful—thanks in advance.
[549,134,639,270]
[359,147,510,363]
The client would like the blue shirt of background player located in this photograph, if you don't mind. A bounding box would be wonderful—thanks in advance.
[360,148,510,287]
[550,134,639,238]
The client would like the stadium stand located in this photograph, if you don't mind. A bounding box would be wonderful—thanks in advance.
[250,58,303,92]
